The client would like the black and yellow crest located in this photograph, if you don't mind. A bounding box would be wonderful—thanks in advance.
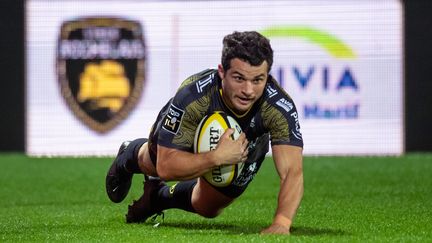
[57,17,146,133]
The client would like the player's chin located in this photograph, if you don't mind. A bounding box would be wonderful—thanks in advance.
[232,103,251,114]
[235,98,254,111]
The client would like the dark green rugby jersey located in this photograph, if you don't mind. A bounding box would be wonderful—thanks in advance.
[147,69,303,197]
[150,68,303,151]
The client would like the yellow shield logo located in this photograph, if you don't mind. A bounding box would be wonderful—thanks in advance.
[57,17,146,133]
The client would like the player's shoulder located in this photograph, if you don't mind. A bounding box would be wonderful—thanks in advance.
[178,69,218,93]
[171,68,219,110]
[263,75,295,103]
[258,75,300,118]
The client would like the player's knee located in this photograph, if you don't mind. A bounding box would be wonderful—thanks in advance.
[192,198,223,218]
[196,207,223,218]
[155,161,171,181]
[138,146,158,176]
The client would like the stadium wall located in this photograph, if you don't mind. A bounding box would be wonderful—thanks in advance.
[404,0,432,152]
[0,0,24,151]
[0,0,430,153]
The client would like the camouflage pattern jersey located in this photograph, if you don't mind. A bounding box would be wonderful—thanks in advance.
[147,69,303,197]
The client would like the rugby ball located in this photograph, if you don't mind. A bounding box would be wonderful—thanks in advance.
[194,112,244,187]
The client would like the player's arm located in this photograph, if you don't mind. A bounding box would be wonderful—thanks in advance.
[261,144,304,234]
[156,129,248,181]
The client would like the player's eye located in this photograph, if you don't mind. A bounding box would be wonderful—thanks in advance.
[233,76,244,81]
[253,78,263,84]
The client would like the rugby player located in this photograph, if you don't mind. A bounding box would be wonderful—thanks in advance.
[106,31,304,234]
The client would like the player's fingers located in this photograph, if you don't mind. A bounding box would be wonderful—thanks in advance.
[237,133,248,146]
[241,144,248,161]
[221,128,234,139]
[238,132,246,140]
[241,153,248,162]
[242,137,249,148]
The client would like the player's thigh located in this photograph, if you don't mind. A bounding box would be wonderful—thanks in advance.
[191,178,235,218]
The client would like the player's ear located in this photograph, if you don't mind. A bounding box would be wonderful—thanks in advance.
[218,64,225,80]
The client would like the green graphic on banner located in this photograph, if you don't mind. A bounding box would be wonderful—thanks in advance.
[261,26,355,59]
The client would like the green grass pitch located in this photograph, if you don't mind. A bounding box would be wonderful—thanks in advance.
[1,153,431,242]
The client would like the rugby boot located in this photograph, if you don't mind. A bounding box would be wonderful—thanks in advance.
[126,179,166,223]
[106,141,134,203]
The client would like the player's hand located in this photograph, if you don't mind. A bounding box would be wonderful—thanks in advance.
[260,223,290,235]
[214,128,248,166]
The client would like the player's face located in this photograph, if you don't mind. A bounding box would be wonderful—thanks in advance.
[218,58,268,115]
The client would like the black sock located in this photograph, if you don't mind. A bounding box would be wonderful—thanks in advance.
[122,138,147,174]
[156,180,197,213]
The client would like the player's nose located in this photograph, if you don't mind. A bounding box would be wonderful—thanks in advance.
[241,81,254,96]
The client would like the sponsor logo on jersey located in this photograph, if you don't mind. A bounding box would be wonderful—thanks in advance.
[232,137,262,187]
[266,85,278,98]
[233,161,258,187]
[276,98,294,113]
[249,117,256,128]
[290,111,303,140]
[57,17,146,133]
[162,104,184,134]
[195,73,214,93]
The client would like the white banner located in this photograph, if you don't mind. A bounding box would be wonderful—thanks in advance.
[26,0,403,156]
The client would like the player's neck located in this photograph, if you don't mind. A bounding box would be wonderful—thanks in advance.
[219,88,251,118]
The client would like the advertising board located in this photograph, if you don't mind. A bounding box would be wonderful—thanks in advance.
[26,0,403,155]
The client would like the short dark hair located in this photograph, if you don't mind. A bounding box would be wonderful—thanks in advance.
[221,31,273,72]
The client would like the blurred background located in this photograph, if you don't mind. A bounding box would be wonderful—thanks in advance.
[0,0,431,155]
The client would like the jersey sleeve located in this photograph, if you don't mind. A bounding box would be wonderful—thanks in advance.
[157,70,215,152]
[261,98,304,148]
[157,91,198,152]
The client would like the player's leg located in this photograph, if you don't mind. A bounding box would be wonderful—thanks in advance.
[125,133,270,222]
[137,140,158,177]
[191,177,235,218]
[153,176,234,218]
[126,177,235,222]
[189,133,271,217]
[106,138,150,203]
[126,177,195,223]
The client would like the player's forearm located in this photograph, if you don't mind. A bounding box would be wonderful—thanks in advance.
[274,167,304,227]
[156,145,220,181]
[156,130,247,181]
